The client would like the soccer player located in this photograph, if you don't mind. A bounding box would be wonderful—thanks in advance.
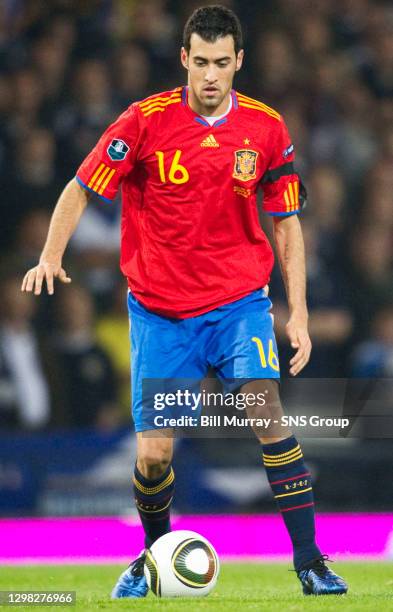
[22,5,348,598]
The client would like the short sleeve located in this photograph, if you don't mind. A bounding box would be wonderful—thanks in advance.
[261,119,306,216]
[76,104,140,202]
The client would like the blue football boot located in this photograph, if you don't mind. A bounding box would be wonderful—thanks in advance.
[297,555,348,595]
[111,550,149,598]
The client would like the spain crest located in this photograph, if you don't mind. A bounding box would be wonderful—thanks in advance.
[233,149,258,181]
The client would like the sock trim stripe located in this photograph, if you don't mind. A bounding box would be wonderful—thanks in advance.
[133,471,174,495]
[135,497,173,513]
[263,450,303,465]
[263,451,303,466]
[133,469,174,494]
[270,472,311,485]
[263,453,303,465]
[263,444,300,459]
[280,501,315,513]
[263,450,302,463]
[274,487,312,499]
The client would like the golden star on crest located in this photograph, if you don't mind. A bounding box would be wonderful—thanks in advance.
[244,138,250,145]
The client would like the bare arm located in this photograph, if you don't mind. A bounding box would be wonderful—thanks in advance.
[21,178,90,295]
[273,214,311,376]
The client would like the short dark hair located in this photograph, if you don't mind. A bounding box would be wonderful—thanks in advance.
[183,5,243,55]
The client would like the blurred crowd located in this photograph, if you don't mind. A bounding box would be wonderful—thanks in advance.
[0,0,392,432]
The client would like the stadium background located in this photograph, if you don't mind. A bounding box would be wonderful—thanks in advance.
[0,0,392,562]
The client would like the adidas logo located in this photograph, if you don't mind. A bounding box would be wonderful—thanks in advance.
[200,134,219,148]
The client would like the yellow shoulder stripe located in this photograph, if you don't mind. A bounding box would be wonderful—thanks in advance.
[140,96,181,112]
[237,94,281,120]
[237,93,280,116]
[139,94,181,109]
[238,102,281,120]
[141,97,182,117]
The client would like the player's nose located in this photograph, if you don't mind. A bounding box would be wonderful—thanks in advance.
[204,66,218,83]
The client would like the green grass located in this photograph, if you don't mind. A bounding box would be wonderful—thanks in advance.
[0,563,392,611]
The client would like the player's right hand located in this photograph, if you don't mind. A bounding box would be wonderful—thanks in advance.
[21,262,71,295]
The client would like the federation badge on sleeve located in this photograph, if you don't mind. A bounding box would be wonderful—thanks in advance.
[107,139,130,161]
[283,143,294,158]
[233,149,259,182]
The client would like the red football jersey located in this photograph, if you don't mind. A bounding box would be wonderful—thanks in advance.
[76,87,302,318]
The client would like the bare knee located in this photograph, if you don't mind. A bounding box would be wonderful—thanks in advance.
[241,379,284,418]
[241,379,292,442]
[136,436,173,479]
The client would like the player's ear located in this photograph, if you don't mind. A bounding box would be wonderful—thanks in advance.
[235,49,244,71]
[180,47,189,70]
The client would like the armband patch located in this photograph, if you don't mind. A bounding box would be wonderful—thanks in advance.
[107,139,130,161]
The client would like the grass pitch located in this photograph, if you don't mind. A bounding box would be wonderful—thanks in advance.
[0,563,392,611]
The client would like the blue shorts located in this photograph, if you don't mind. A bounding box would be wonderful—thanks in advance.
[128,289,280,432]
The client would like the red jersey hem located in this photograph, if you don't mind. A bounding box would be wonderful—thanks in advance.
[127,282,270,319]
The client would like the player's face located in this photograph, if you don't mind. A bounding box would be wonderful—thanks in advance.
[181,33,243,115]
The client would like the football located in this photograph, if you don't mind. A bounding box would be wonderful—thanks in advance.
[144,530,220,597]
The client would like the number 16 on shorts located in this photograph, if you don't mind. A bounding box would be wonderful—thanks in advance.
[252,336,280,373]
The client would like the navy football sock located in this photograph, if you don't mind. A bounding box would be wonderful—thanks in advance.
[262,435,321,570]
[133,464,174,548]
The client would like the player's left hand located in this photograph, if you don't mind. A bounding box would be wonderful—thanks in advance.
[286,313,312,376]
